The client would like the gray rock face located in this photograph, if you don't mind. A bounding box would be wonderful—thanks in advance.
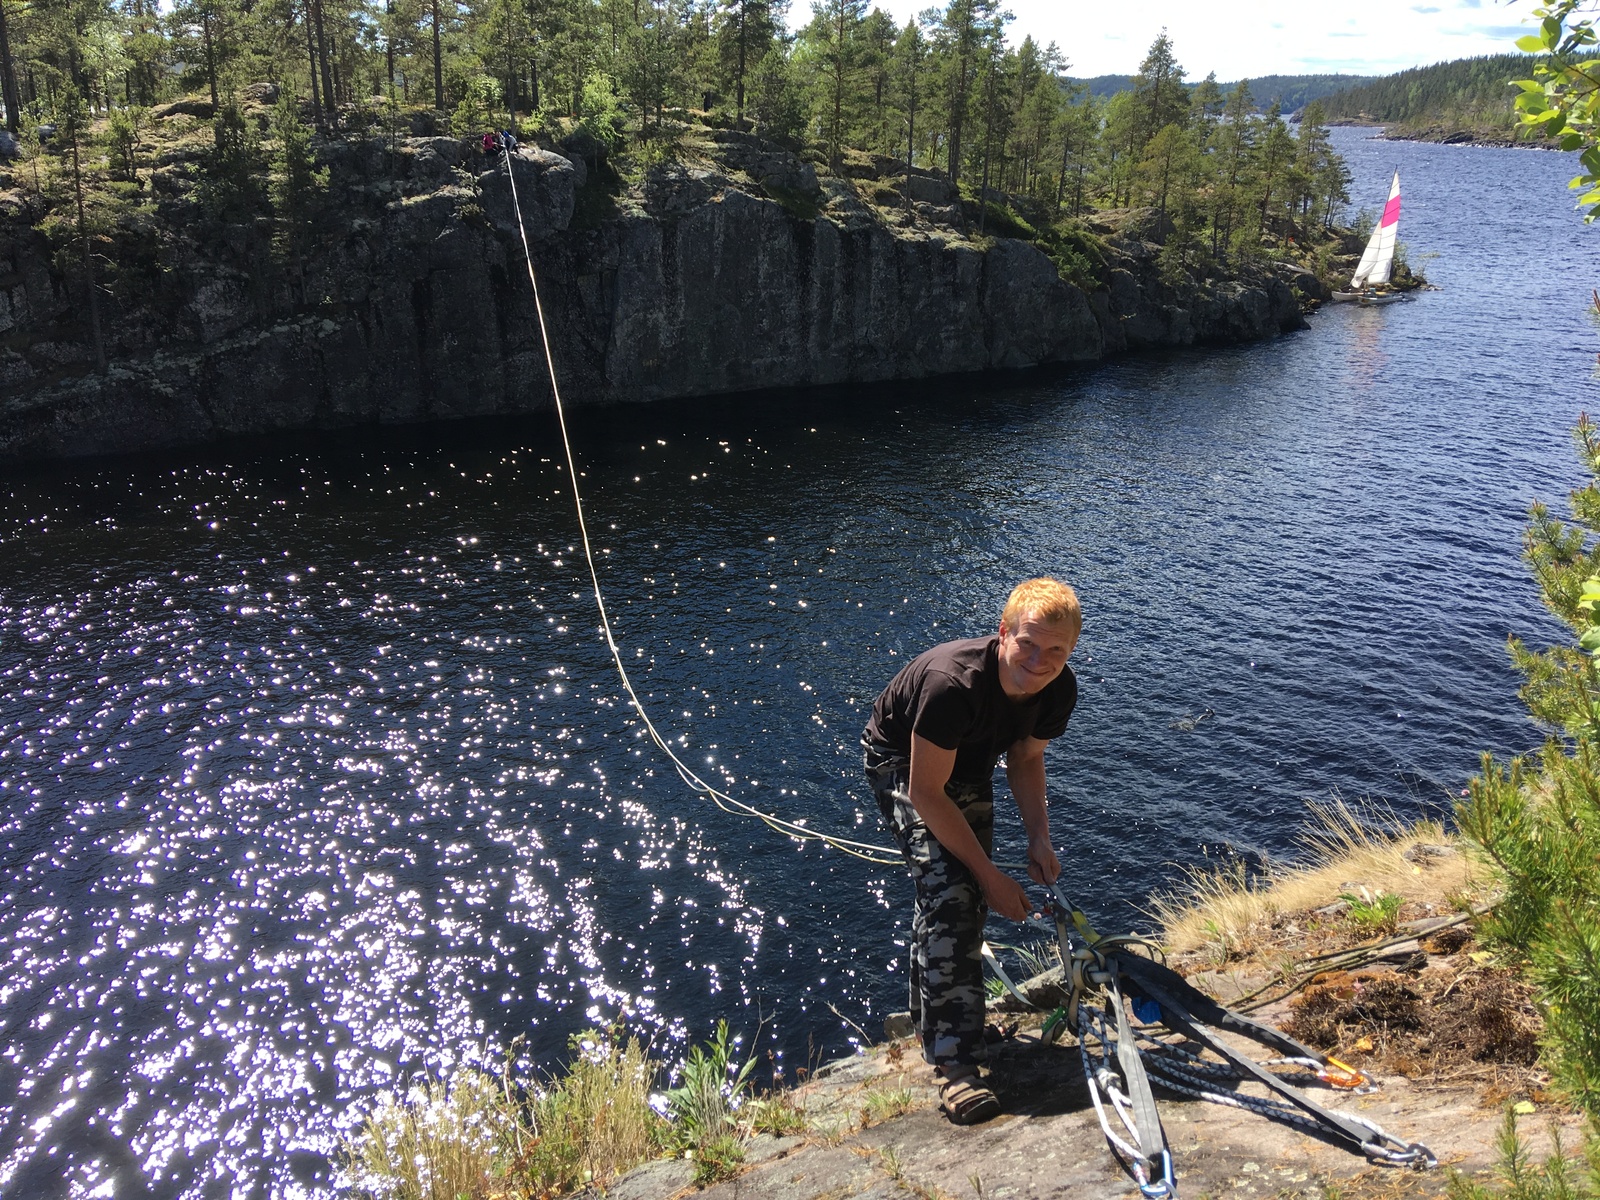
[0,132,1306,465]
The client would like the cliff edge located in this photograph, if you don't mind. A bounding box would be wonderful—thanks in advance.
[0,111,1308,465]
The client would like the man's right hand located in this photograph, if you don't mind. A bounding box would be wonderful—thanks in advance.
[980,868,1032,922]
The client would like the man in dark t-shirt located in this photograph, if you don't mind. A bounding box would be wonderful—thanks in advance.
[862,577,1081,1125]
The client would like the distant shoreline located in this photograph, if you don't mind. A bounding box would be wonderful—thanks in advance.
[1325,118,1567,152]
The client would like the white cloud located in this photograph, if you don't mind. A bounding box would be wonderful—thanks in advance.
[827,0,1538,79]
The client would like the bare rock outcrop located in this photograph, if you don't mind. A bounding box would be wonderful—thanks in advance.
[0,130,1306,465]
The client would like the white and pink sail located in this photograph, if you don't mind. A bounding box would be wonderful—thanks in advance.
[1350,171,1401,289]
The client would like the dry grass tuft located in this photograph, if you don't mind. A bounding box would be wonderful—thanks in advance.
[342,1033,665,1200]
[1151,797,1481,957]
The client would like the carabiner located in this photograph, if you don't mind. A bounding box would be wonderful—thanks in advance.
[1138,1149,1177,1198]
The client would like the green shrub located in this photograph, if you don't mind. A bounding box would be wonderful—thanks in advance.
[1459,416,1600,1118]
[1445,1108,1600,1199]
[1340,889,1404,936]
[578,71,627,151]
[691,1133,746,1186]
[748,1092,807,1136]
[107,106,146,181]
[523,1031,667,1194]
[451,74,501,136]
[666,1019,755,1146]
[968,199,1037,240]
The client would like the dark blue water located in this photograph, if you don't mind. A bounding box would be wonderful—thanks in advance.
[1,128,1594,1198]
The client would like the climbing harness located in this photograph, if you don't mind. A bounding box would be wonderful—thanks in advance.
[503,152,1436,1197]
[499,149,902,866]
[981,871,1436,1197]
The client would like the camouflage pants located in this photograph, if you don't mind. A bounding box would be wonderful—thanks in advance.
[865,749,994,1071]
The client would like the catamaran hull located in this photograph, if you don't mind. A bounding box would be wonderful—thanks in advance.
[1332,291,1409,306]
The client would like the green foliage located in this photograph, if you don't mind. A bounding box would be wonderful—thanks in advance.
[1339,889,1404,935]
[690,1133,745,1186]
[1039,220,1110,291]
[451,73,501,136]
[1320,54,1535,132]
[748,44,804,143]
[106,106,146,181]
[523,1031,669,1195]
[1513,1,1600,219]
[197,102,265,220]
[270,95,329,275]
[1459,416,1600,1118]
[861,1085,914,1124]
[346,1067,520,1200]
[969,197,1035,239]
[666,1019,756,1148]
[578,72,627,150]
[1445,1108,1600,1199]
[747,1091,808,1136]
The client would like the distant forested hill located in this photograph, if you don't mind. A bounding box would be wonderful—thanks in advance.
[1068,73,1372,112]
[1233,75,1376,112]
[1072,75,1137,98]
[1319,54,1536,138]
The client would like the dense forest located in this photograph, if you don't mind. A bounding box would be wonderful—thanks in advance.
[0,0,1360,309]
[1319,53,1536,136]
[1233,74,1375,113]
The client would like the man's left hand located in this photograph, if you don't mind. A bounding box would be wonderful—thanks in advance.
[1026,836,1060,885]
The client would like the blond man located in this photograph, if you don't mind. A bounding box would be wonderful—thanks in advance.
[862,578,1082,1124]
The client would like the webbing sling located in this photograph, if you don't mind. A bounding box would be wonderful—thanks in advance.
[993,877,1437,1191]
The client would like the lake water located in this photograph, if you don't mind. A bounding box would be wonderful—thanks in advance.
[1,127,1595,1198]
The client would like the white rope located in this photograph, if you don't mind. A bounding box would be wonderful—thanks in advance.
[499,151,901,866]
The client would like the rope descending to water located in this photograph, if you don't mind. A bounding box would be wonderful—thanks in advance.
[498,150,901,866]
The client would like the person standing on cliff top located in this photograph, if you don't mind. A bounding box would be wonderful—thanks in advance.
[862,577,1081,1125]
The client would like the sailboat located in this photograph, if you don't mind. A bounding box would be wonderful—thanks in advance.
[1333,171,1408,305]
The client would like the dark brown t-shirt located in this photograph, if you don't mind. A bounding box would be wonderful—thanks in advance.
[862,636,1077,782]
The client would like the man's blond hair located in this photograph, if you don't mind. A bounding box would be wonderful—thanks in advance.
[1000,577,1081,635]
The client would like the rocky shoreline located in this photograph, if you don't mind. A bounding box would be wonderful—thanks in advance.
[0,111,1312,466]
[1327,117,1559,150]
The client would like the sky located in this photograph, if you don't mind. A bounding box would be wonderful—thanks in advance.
[842,0,1535,81]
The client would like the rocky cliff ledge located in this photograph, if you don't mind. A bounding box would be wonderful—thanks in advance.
[0,119,1308,464]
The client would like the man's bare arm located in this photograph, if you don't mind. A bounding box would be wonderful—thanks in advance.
[1006,737,1060,885]
[910,734,1031,920]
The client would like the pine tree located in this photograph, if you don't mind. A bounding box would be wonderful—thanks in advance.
[1131,29,1186,150]
[798,0,866,171]
[715,0,782,127]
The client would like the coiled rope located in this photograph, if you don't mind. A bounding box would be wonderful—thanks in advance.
[499,150,901,866]
[982,877,1436,1197]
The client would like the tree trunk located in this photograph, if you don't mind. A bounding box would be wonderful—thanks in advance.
[905,65,916,212]
[202,11,219,109]
[506,36,517,121]
[0,0,21,135]
[385,0,395,91]
[431,0,444,110]
[830,6,844,170]
[69,130,106,375]
[734,2,747,127]
[976,69,995,233]
[305,0,322,115]
[312,0,335,119]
